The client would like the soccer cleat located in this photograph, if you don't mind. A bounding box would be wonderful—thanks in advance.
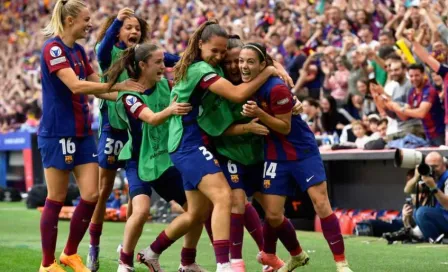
[59,252,90,272]
[231,259,245,272]
[178,262,209,272]
[256,251,284,270]
[336,260,353,272]
[117,261,135,272]
[136,246,164,272]
[261,265,274,272]
[277,251,310,272]
[39,261,66,272]
[86,245,100,272]
[216,262,233,272]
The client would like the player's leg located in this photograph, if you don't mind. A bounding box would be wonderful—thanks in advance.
[119,161,152,270]
[295,156,351,272]
[38,136,71,271]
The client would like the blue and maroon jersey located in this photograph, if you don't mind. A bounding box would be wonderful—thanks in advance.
[38,37,95,137]
[407,81,445,140]
[437,64,448,124]
[254,77,319,161]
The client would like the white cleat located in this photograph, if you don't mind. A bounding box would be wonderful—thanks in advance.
[178,262,209,272]
[137,246,165,272]
[336,260,353,272]
[117,261,135,272]
[216,262,234,272]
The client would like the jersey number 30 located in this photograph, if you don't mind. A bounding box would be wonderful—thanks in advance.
[105,138,124,156]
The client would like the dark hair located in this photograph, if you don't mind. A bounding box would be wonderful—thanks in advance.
[357,78,371,94]
[173,20,228,84]
[408,63,425,73]
[378,46,396,59]
[242,42,274,66]
[104,43,160,86]
[228,35,244,50]
[96,15,149,49]
[379,30,394,40]
[320,95,339,133]
[378,118,388,126]
[304,97,319,108]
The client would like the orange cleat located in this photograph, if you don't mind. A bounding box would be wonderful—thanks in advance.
[256,251,285,270]
[59,252,91,272]
[39,261,66,272]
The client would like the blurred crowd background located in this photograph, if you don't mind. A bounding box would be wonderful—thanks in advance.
[2,0,448,149]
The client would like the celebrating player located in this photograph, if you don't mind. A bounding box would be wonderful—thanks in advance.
[38,1,143,272]
[167,20,277,272]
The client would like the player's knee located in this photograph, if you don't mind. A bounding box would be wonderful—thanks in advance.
[98,182,114,199]
[213,186,232,207]
[132,206,150,221]
[47,194,66,203]
[81,191,99,203]
[231,199,245,214]
[264,211,283,226]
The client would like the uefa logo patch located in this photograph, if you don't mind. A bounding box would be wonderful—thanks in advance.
[49,46,62,58]
[126,96,137,106]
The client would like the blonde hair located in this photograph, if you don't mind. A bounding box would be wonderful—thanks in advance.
[42,0,87,37]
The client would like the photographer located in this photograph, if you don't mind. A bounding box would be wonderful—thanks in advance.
[412,152,448,241]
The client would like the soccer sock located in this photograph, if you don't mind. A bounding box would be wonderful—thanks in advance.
[89,222,103,246]
[213,240,230,264]
[230,213,244,260]
[64,199,97,255]
[244,203,264,251]
[275,217,303,256]
[41,198,63,267]
[204,210,213,243]
[150,230,175,255]
[180,247,196,266]
[321,213,345,262]
[120,249,134,267]
[262,221,278,254]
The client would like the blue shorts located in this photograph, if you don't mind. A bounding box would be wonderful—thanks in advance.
[218,156,263,197]
[97,129,128,170]
[126,161,186,205]
[261,155,327,196]
[38,136,97,170]
[170,145,222,191]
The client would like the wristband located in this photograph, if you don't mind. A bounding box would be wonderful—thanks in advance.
[430,187,439,193]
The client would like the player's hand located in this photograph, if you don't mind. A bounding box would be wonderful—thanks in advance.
[245,118,269,135]
[292,96,303,115]
[169,95,192,116]
[276,66,294,88]
[113,79,145,93]
[402,204,413,217]
[117,8,134,21]
[242,100,262,118]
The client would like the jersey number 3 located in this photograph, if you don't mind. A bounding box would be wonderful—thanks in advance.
[199,146,213,161]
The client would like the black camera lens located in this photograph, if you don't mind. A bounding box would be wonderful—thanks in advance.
[418,163,431,176]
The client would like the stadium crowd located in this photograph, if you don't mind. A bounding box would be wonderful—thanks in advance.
[2,0,448,148]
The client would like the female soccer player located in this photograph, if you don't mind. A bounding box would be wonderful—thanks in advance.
[88,8,184,271]
[167,20,277,272]
[38,1,143,272]
[106,43,209,272]
[240,43,353,272]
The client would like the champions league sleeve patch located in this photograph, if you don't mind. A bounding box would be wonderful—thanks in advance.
[276,98,290,105]
[203,73,217,82]
[48,46,67,66]
[126,95,138,106]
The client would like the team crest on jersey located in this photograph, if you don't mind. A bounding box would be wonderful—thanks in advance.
[50,46,62,57]
[263,179,271,189]
[261,101,268,110]
[214,159,220,167]
[126,96,138,106]
[231,175,239,183]
[107,155,116,164]
[65,155,73,164]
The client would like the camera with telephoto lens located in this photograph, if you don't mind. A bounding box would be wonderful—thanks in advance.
[394,149,434,177]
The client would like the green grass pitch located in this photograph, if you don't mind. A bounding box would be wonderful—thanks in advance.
[0,202,447,271]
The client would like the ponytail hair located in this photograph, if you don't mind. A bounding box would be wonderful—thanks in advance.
[42,0,87,37]
[173,19,228,84]
[242,42,274,67]
[96,15,149,49]
[104,43,160,86]
[228,34,244,50]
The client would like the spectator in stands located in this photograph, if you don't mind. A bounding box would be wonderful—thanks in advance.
[301,97,320,134]
[283,37,306,85]
[405,152,448,241]
[387,64,445,146]
[373,60,425,139]
[322,56,351,105]
[352,120,370,149]
[358,25,380,50]
[318,95,350,136]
